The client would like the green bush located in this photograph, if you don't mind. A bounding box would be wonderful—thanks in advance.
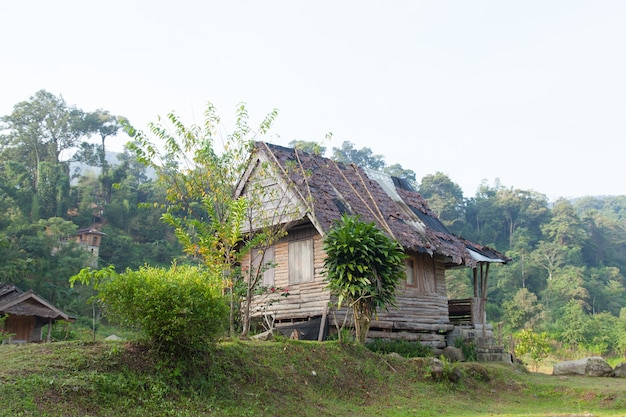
[365,339,432,358]
[98,264,228,357]
[454,336,477,361]
[514,329,550,372]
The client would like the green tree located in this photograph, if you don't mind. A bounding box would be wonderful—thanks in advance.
[585,266,626,316]
[384,164,417,190]
[128,102,280,337]
[617,308,626,356]
[514,328,550,372]
[497,188,550,250]
[331,141,385,171]
[330,140,416,187]
[288,140,326,156]
[464,180,505,247]
[418,172,465,228]
[1,90,87,167]
[542,265,589,313]
[464,182,549,251]
[81,110,127,175]
[542,198,588,250]
[583,312,620,355]
[556,299,588,348]
[503,288,544,331]
[323,215,406,344]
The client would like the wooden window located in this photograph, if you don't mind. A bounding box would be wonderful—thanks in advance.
[415,253,436,293]
[405,253,436,293]
[405,258,416,286]
[288,239,314,284]
[251,247,275,287]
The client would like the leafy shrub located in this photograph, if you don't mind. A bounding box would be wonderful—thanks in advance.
[323,215,406,343]
[453,336,477,361]
[97,264,228,357]
[514,328,551,372]
[365,339,432,358]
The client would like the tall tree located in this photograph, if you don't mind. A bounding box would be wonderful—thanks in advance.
[497,188,550,250]
[330,140,417,187]
[542,198,588,250]
[288,140,326,156]
[128,102,280,337]
[418,172,465,228]
[80,110,127,175]
[1,90,87,168]
[331,141,385,171]
[384,164,417,190]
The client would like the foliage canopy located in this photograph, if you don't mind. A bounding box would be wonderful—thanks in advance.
[323,215,406,343]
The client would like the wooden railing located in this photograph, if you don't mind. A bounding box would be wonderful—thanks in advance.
[448,298,476,325]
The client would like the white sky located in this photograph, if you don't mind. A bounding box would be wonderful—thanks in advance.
[2,1,625,201]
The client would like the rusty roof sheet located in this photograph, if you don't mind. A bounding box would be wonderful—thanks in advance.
[255,142,507,267]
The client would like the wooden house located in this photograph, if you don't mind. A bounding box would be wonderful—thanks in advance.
[0,284,73,343]
[236,142,508,349]
[58,228,106,268]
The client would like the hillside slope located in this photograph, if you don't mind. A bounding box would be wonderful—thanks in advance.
[0,340,625,416]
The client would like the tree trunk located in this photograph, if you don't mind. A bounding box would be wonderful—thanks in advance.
[354,303,372,344]
[229,283,235,338]
[241,286,253,338]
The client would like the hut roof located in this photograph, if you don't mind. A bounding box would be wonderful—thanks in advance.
[0,284,72,321]
[244,142,508,268]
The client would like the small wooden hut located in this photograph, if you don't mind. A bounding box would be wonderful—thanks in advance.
[0,284,73,343]
[236,142,508,349]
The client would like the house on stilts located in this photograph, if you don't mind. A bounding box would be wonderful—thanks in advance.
[237,142,509,358]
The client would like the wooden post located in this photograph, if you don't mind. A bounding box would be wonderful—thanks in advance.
[481,263,490,337]
[509,335,516,363]
[472,268,478,298]
[318,306,328,342]
[46,318,53,343]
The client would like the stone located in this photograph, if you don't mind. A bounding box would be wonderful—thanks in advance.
[613,362,626,378]
[386,352,404,360]
[427,357,444,381]
[447,367,463,383]
[552,357,614,377]
[441,346,465,362]
[104,334,122,341]
[251,330,274,341]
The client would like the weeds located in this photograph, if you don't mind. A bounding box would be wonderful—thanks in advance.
[1,341,626,416]
[453,336,477,361]
[365,339,432,358]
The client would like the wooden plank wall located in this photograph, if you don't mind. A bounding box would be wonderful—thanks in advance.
[328,253,452,348]
[247,229,454,348]
[249,232,330,321]
[241,159,306,230]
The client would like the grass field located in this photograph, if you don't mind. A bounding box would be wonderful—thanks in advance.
[0,339,625,416]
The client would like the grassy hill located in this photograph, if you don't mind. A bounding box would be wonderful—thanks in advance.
[0,340,625,416]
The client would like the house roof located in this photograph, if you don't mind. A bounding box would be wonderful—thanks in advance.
[0,284,72,321]
[75,228,107,236]
[243,142,508,268]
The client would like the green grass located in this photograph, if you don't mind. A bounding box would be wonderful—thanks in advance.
[1,340,625,416]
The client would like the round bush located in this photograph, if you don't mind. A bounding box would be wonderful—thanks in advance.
[99,264,228,356]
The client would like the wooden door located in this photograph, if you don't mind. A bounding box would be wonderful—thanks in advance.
[5,315,35,342]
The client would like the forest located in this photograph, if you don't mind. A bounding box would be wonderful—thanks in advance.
[1,90,626,356]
